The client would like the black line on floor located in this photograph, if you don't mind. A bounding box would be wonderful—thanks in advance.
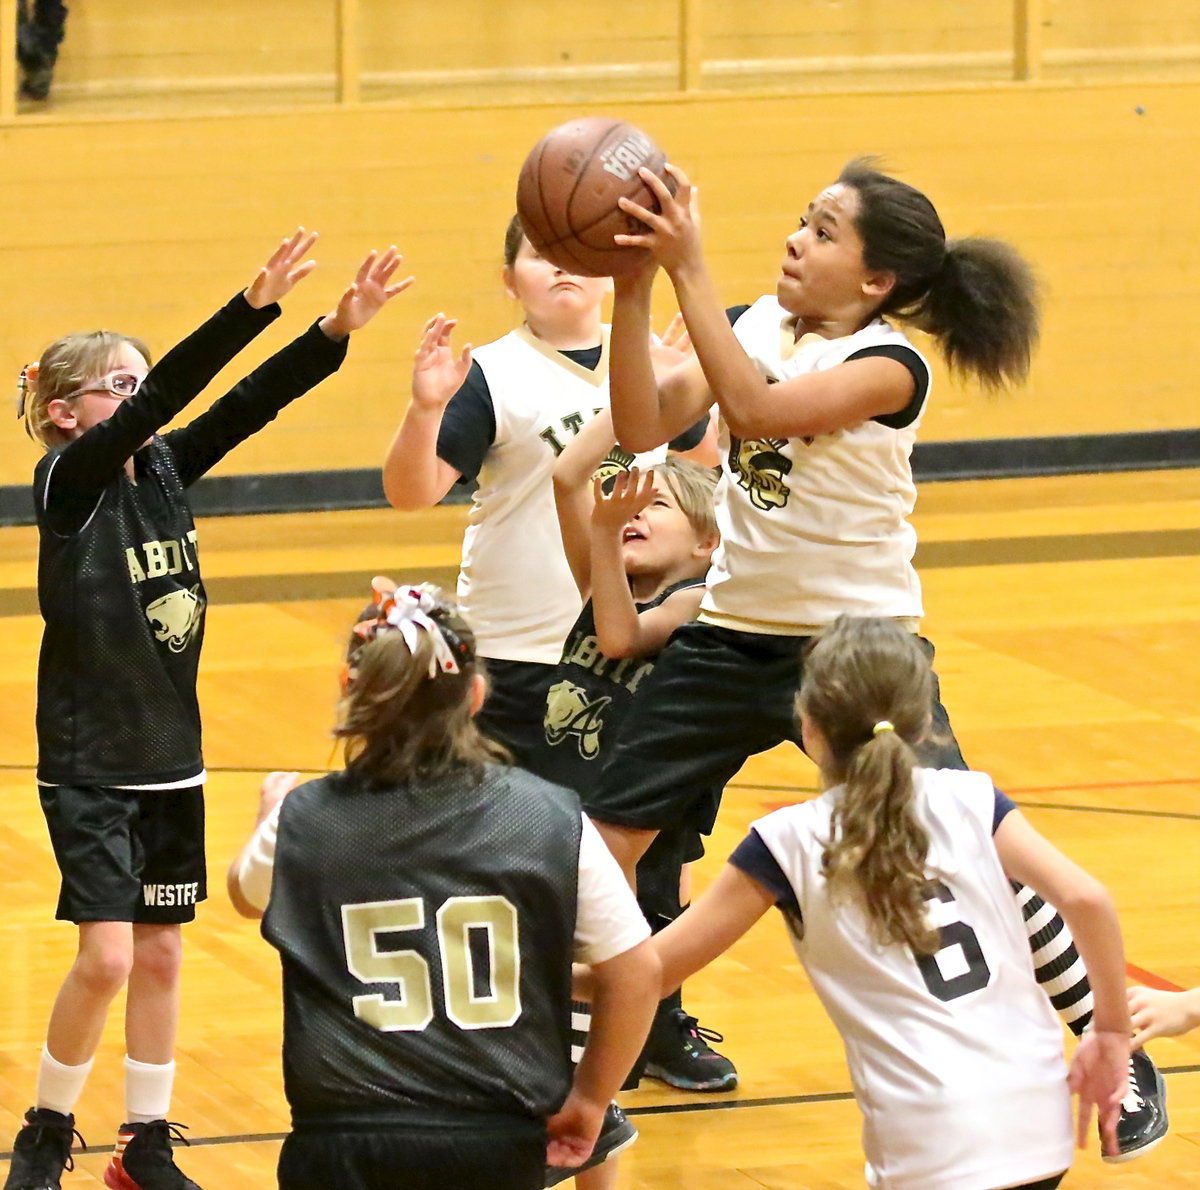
[7,1066,1199,1161]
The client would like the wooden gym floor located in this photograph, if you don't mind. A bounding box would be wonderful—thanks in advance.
[2,468,1199,1187]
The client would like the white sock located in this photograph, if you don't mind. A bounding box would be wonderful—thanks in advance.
[35,1046,93,1117]
[123,1056,175,1124]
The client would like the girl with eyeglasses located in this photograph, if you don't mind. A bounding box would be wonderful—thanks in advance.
[6,231,412,1190]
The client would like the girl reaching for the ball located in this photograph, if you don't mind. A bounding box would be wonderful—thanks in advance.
[383,215,712,768]
[6,231,412,1190]
[578,157,1166,1162]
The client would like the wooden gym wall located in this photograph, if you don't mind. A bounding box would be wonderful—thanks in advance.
[0,7,1197,509]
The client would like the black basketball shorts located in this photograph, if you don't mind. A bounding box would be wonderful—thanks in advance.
[475,658,557,767]
[279,1116,547,1190]
[39,783,206,924]
[583,620,966,835]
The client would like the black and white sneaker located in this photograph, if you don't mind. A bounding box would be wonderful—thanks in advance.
[545,1102,637,1187]
[1104,1048,1168,1162]
[4,1107,84,1190]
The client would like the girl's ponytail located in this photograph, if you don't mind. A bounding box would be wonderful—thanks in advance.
[799,616,939,954]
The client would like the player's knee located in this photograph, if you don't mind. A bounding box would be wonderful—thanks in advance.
[132,925,184,986]
[73,936,135,995]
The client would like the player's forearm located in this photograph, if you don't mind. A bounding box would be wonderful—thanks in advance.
[574,940,660,1104]
[1056,879,1130,1035]
[670,265,768,438]
[610,274,675,451]
[383,405,458,509]
[589,532,644,658]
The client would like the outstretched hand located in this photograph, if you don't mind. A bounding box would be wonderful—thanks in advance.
[320,247,415,339]
[1129,984,1200,1048]
[592,466,656,536]
[614,163,702,278]
[545,1089,604,1171]
[1068,1028,1128,1157]
[245,228,320,309]
[411,313,473,410]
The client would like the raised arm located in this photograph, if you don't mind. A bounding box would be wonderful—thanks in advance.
[609,267,712,453]
[168,247,413,486]
[551,408,621,596]
[587,468,705,658]
[383,313,469,509]
[994,810,1130,1154]
[617,167,913,440]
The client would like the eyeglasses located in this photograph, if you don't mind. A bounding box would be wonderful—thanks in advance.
[68,369,146,401]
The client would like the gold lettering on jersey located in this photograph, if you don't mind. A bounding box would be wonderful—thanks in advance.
[539,407,607,456]
[125,548,147,583]
[125,531,200,585]
[728,435,793,511]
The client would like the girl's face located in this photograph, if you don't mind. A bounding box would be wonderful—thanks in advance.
[777,182,884,325]
[503,238,611,334]
[49,340,149,440]
[620,475,714,581]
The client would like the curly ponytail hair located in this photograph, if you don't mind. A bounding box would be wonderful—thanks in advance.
[838,157,1040,390]
[799,616,939,954]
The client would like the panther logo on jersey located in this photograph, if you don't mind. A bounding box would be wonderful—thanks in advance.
[544,680,612,759]
[591,445,636,495]
[728,435,792,510]
[146,586,204,653]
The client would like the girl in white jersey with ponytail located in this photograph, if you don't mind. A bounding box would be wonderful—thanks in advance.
[580,157,1166,1159]
[653,615,1130,1190]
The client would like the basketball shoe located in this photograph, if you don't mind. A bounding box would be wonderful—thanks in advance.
[643,1007,738,1092]
[103,1120,200,1190]
[3,1108,84,1190]
[1104,1048,1168,1162]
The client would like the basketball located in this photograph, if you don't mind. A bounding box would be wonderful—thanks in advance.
[516,117,676,277]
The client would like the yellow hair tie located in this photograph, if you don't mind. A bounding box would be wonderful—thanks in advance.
[872,720,895,736]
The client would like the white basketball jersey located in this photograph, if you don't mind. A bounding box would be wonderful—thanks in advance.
[752,769,1073,1190]
[462,327,666,664]
[702,296,928,633]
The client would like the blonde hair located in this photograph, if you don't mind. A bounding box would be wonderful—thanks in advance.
[336,584,509,786]
[658,455,718,543]
[20,330,151,448]
[798,616,938,954]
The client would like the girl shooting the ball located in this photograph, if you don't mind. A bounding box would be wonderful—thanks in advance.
[577,155,1166,1160]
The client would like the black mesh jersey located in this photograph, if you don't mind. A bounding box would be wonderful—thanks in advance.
[262,765,583,1125]
[34,296,347,786]
[35,435,208,784]
[531,578,704,795]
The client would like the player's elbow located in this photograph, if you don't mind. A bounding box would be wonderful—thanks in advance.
[595,634,638,660]
[613,425,667,454]
[226,865,265,920]
[1055,874,1116,925]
